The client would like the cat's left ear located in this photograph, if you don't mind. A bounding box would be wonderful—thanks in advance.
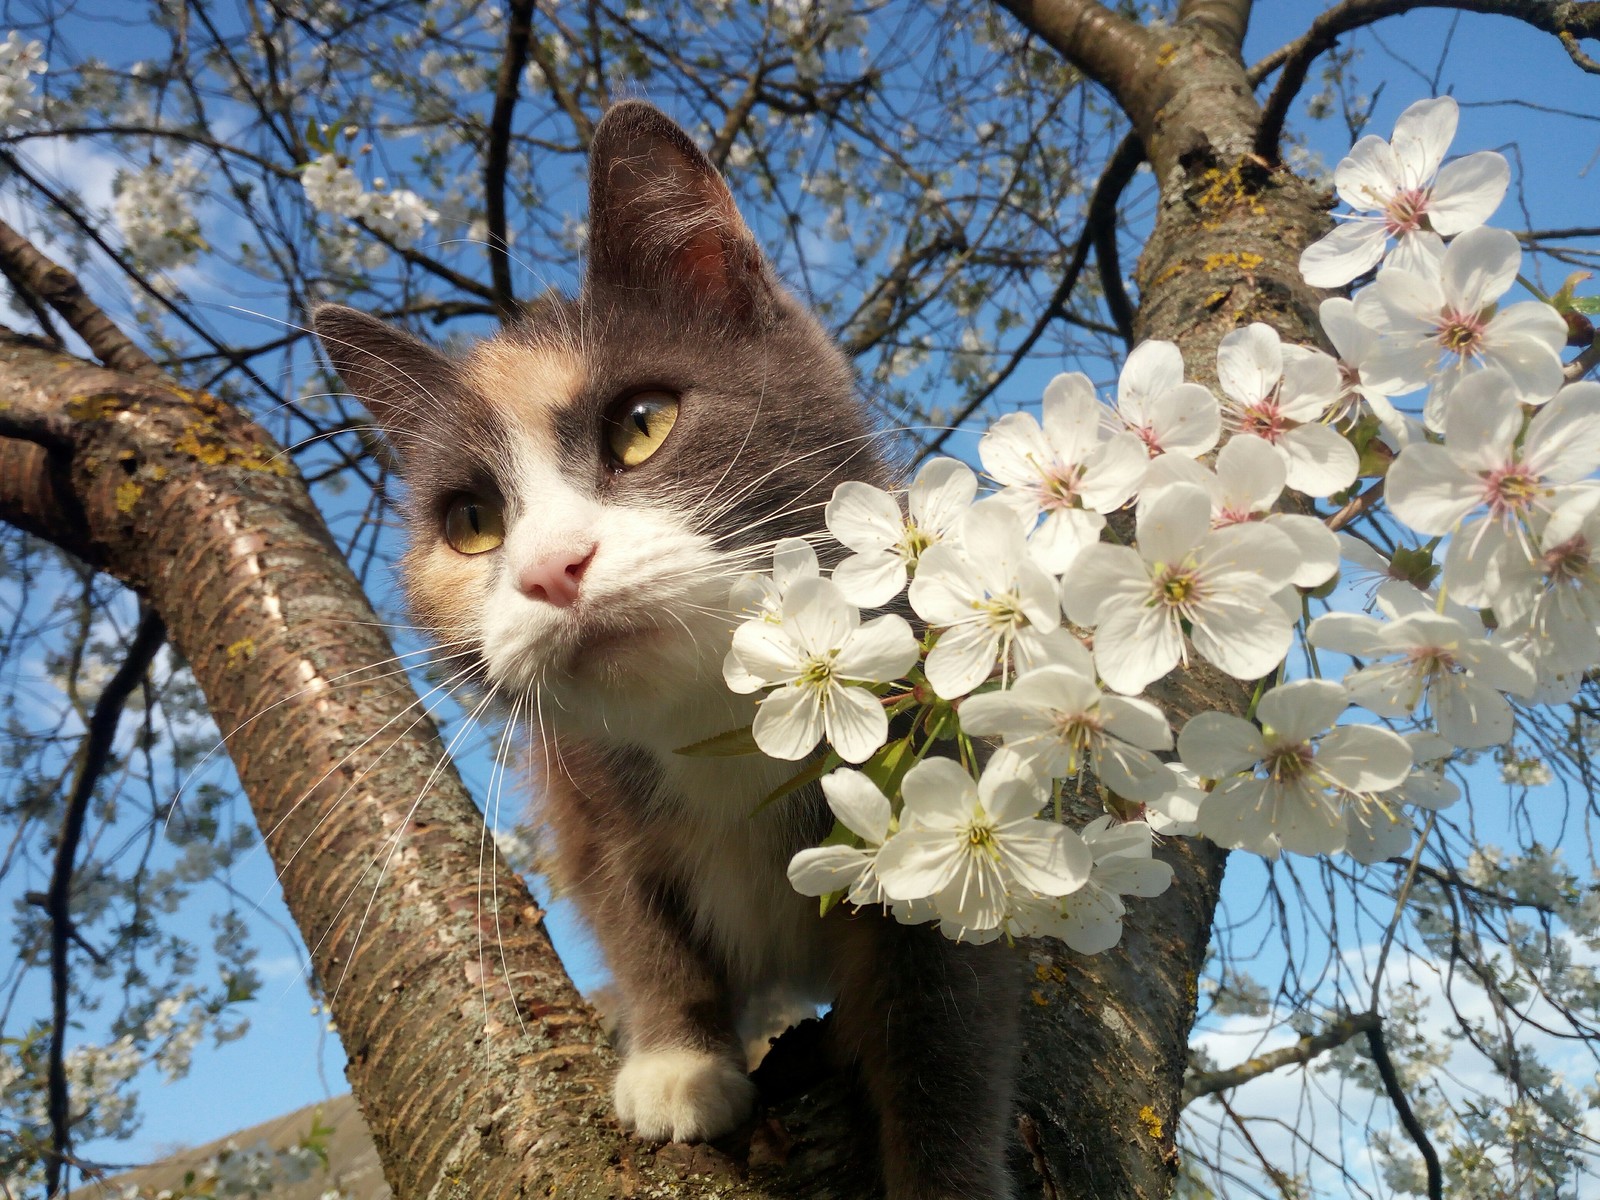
[584,100,774,323]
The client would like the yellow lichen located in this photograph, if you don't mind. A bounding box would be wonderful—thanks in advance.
[173,423,290,475]
[1139,1104,1164,1140]
[1155,42,1177,67]
[226,637,257,667]
[1202,250,1265,273]
[1034,962,1067,985]
[67,393,122,422]
[1030,989,1049,1007]
[1192,162,1268,228]
[115,479,143,514]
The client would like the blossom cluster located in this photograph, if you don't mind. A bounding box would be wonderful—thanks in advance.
[0,30,46,129]
[113,159,206,273]
[708,95,1596,952]
[301,151,439,268]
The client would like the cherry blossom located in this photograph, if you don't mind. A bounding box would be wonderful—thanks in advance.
[1318,297,1420,446]
[978,371,1147,571]
[1386,371,1600,607]
[957,648,1174,802]
[725,577,918,762]
[874,754,1092,936]
[1299,95,1510,287]
[1110,339,1221,459]
[1307,583,1534,748]
[786,769,894,907]
[825,457,977,606]
[723,538,821,691]
[1214,323,1359,497]
[0,30,47,129]
[908,498,1061,698]
[1356,226,1567,424]
[1008,818,1172,953]
[1061,483,1301,695]
[1180,679,1413,858]
[1142,435,1339,589]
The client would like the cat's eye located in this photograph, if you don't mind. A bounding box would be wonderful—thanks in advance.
[605,391,680,468]
[442,494,505,555]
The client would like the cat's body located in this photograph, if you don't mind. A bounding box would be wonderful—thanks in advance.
[316,100,1019,1200]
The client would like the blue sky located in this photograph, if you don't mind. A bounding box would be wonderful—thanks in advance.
[13,0,1597,1179]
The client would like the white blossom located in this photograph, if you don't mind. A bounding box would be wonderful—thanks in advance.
[1061,483,1301,695]
[0,30,47,129]
[1356,226,1568,424]
[1386,371,1600,608]
[1307,582,1534,748]
[1214,323,1358,498]
[723,538,820,691]
[957,644,1174,802]
[979,371,1147,571]
[1300,96,1509,287]
[908,498,1061,698]
[875,754,1091,937]
[1318,296,1421,446]
[786,769,893,906]
[1142,435,1340,588]
[1008,817,1172,953]
[1111,339,1221,459]
[825,457,976,607]
[113,159,205,272]
[1180,679,1413,858]
[726,576,918,762]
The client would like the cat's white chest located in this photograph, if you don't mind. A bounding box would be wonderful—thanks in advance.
[653,754,829,997]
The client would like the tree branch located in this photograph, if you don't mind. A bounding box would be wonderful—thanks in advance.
[0,217,159,379]
[1366,1021,1444,1200]
[1178,0,1253,52]
[1254,0,1600,158]
[485,0,536,317]
[1183,1010,1380,1106]
[917,129,1144,461]
[44,609,167,1196]
[990,0,1158,124]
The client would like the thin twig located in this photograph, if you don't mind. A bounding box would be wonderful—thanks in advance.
[485,0,537,317]
[44,610,167,1196]
[1365,1022,1445,1200]
[1183,1010,1382,1105]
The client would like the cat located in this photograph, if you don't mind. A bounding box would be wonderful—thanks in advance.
[313,100,1020,1200]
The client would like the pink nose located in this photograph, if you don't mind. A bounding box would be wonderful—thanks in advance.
[516,545,596,606]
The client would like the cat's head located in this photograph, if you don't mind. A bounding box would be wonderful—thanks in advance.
[314,101,886,745]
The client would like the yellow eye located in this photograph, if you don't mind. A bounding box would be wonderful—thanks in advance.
[443,494,504,555]
[606,391,680,468]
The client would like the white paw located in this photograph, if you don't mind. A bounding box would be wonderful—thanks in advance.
[614,1048,756,1142]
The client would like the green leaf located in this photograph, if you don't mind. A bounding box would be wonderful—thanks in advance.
[861,735,916,797]
[752,750,840,814]
[819,887,847,918]
[674,724,761,757]
[1570,296,1600,315]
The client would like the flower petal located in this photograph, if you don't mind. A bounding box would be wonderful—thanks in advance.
[824,682,892,764]
[752,684,824,760]
[821,768,893,843]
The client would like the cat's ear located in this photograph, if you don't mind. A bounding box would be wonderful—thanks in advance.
[584,100,773,322]
[311,304,459,451]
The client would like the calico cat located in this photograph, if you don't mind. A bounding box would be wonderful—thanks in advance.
[314,100,1020,1200]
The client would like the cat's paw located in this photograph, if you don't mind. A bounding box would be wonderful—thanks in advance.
[614,1048,756,1142]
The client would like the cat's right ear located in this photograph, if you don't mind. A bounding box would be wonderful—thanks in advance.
[311,304,458,456]
[584,100,774,324]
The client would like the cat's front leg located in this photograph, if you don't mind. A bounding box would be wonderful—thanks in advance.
[590,876,756,1143]
[830,915,1022,1200]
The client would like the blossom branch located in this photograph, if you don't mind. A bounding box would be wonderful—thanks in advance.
[485,0,536,316]
[1254,0,1600,158]
[43,608,166,1196]
[1182,1010,1380,1105]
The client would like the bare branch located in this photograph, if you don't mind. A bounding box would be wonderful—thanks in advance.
[1366,1022,1445,1200]
[1254,0,1600,158]
[1183,1010,1381,1105]
[44,610,167,1196]
[0,218,159,379]
[991,0,1158,120]
[485,0,537,316]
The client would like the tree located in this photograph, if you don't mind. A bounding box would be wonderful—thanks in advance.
[1,2,1598,1198]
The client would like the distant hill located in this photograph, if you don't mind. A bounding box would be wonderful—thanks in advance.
[93,1094,388,1200]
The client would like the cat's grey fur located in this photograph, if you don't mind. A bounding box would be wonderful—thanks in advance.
[314,100,1020,1200]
